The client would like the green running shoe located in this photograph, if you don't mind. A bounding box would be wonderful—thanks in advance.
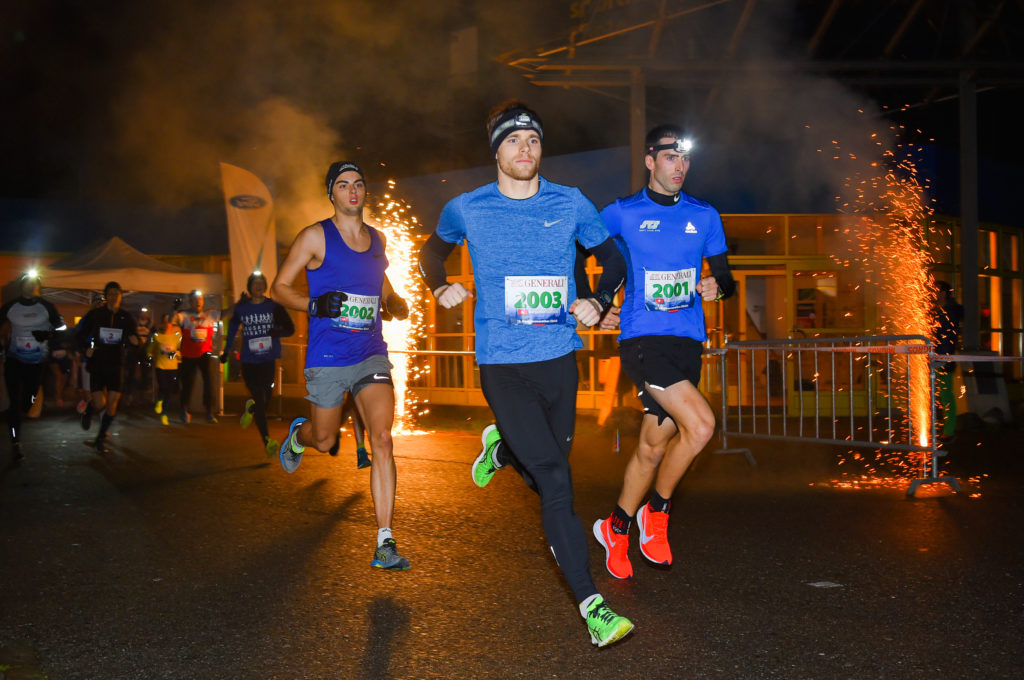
[240,399,254,429]
[585,596,634,648]
[264,437,279,459]
[279,417,306,474]
[371,538,410,571]
[472,424,503,488]
[154,399,163,415]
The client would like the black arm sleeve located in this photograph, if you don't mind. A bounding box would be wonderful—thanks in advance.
[707,252,736,299]
[42,299,66,330]
[588,238,626,310]
[574,242,593,298]
[274,303,296,338]
[418,232,457,293]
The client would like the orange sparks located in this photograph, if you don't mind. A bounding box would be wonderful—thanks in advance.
[369,180,429,434]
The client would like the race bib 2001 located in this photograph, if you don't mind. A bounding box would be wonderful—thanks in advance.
[330,293,379,332]
[504,276,568,326]
[643,268,696,312]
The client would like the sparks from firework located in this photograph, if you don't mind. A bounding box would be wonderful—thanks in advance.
[826,116,950,488]
[366,179,430,434]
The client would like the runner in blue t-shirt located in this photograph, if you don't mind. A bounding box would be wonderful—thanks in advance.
[592,124,736,581]
[417,100,634,648]
[221,271,295,458]
[271,161,411,572]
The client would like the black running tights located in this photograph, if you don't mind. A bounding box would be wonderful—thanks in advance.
[4,359,42,442]
[479,352,596,604]
[242,361,275,440]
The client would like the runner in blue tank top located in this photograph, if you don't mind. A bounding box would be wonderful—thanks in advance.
[271,161,411,571]
[591,124,736,582]
[417,100,634,648]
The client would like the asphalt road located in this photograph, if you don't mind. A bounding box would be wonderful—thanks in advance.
[1,402,1022,680]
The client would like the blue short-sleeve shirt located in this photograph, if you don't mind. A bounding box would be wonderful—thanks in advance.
[601,189,728,342]
[436,177,610,364]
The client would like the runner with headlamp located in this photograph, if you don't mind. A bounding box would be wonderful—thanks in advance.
[0,271,65,461]
[592,124,735,580]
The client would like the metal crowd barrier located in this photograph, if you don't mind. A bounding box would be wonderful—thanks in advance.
[712,335,963,497]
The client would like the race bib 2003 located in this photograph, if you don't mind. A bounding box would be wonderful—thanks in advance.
[504,276,568,326]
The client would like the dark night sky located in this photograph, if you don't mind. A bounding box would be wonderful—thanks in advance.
[2,1,1021,255]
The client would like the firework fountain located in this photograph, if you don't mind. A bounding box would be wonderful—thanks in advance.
[830,119,945,485]
[366,179,430,434]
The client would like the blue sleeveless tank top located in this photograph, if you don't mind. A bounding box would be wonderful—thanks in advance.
[305,220,389,367]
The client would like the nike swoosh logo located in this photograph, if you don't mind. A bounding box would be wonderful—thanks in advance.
[373,373,389,380]
[544,219,563,227]
[640,524,655,544]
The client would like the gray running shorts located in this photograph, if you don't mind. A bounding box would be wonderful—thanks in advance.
[303,354,394,408]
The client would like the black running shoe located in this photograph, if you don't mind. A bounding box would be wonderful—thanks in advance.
[12,442,23,462]
[81,409,93,431]
[94,437,108,454]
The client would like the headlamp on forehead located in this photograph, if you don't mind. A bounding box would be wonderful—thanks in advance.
[648,137,694,156]
[489,109,544,155]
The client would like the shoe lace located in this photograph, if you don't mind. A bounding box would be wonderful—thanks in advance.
[590,603,617,626]
[647,510,669,533]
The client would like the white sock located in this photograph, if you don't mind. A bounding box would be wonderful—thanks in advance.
[579,593,601,618]
[377,527,393,546]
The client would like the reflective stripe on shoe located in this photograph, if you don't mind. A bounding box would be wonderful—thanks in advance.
[472,424,502,488]
[637,503,672,565]
[593,517,633,579]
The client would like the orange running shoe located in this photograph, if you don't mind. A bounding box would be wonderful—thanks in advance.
[592,516,633,579]
[637,503,672,565]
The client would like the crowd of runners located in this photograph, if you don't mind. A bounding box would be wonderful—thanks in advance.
[2,101,738,649]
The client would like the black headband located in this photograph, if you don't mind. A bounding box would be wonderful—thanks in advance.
[325,161,365,197]
[647,138,693,156]
[489,109,543,155]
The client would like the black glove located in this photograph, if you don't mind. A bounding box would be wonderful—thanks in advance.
[219,351,229,364]
[384,293,409,321]
[31,330,52,342]
[308,291,347,318]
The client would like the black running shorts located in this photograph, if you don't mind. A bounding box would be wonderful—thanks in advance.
[88,360,124,393]
[619,335,703,424]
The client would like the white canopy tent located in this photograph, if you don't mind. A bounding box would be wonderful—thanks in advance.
[42,236,221,295]
[5,237,225,309]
